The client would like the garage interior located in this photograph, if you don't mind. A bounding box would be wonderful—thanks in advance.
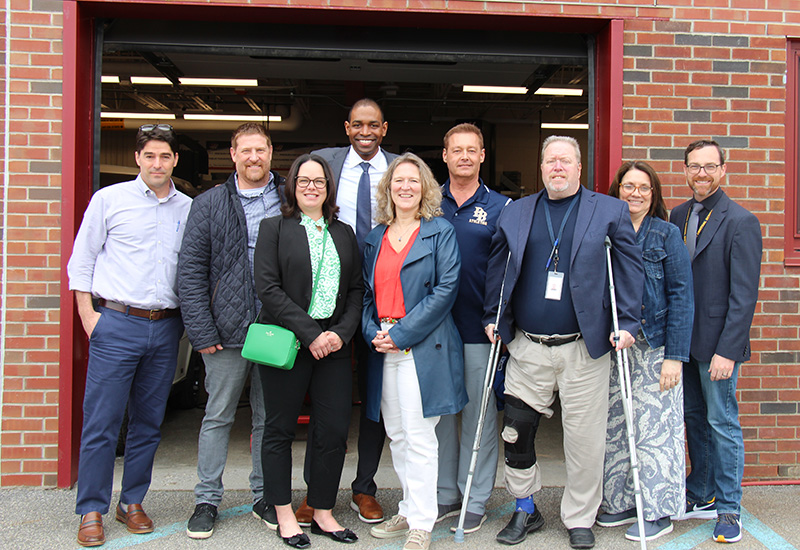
[98,16,590,490]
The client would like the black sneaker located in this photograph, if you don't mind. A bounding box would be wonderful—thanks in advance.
[253,499,278,530]
[186,503,218,539]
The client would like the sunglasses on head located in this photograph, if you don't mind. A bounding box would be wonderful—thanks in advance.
[139,124,174,132]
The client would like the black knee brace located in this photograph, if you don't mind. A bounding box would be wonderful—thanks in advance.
[502,395,541,469]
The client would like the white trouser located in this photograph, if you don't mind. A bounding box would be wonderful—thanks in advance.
[381,338,440,532]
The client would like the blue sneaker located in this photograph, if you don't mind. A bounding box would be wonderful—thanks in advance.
[625,517,673,541]
[674,498,717,520]
[713,513,742,543]
[596,508,637,527]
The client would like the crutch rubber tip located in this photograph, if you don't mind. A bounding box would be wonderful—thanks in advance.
[454,530,465,543]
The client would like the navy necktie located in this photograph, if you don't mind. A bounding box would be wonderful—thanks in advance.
[356,162,371,252]
[686,202,704,258]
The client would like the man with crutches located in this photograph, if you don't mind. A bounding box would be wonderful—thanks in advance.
[435,123,511,535]
[483,136,644,549]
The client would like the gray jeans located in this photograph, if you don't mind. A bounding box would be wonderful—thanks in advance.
[436,343,499,515]
[194,347,265,505]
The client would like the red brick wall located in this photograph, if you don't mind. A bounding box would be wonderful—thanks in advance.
[1,0,798,485]
[0,0,63,486]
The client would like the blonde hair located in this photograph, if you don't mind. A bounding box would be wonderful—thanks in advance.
[375,153,442,225]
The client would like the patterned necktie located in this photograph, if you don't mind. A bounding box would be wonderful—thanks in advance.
[686,202,704,258]
[356,162,371,252]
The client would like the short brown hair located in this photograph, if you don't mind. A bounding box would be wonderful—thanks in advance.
[375,153,442,225]
[608,160,668,221]
[280,154,339,224]
[684,139,725,165]
[443,123,484,149]
[231,122,272,150]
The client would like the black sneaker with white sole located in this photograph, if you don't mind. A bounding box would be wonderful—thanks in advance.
[187,503,218,539]
[253,499,278,530]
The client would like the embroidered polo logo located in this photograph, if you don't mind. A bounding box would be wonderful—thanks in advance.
[469,206,488,226]
[265,330,274,337]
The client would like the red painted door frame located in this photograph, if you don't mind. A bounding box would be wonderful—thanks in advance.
[58,1,623,488]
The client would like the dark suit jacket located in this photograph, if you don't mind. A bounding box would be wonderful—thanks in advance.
[313,146,399,190]
[253,215,364,355]
[483,188,644,360]
[669,189,761,362]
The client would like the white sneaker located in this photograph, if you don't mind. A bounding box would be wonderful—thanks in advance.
[370,514,409,539]
[403,529,431,550]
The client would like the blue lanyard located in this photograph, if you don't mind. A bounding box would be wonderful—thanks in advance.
[544,195,579,270]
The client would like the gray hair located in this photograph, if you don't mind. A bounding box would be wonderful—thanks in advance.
[541,135,581,164]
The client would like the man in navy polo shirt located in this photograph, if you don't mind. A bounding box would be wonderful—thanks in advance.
[435,123,511,534]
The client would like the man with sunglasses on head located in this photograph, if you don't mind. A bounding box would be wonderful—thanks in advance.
[178,123,284,539]
[669,140,761,544]
[68,124,192,547]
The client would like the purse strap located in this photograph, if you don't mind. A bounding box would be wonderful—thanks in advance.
[307,224,328,314]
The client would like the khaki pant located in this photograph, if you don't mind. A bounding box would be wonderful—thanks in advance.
[503,330,610,529]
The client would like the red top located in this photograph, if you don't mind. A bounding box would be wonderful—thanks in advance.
[375,227,420,319]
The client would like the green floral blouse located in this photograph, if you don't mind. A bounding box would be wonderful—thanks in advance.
[299,213,341,319]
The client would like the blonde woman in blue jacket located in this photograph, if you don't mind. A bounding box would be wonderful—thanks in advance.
[362,153,467,550]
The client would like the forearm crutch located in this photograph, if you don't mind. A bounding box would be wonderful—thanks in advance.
[605,236,647,550]
[454,252,510,543]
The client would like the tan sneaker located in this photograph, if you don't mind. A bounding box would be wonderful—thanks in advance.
[370,514,409,539]
[403,529,432,550]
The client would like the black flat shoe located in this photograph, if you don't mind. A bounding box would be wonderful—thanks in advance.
[310,520,358,543]
[277,525,311,549]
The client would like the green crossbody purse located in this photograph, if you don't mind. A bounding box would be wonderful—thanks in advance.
[242,225,328,369]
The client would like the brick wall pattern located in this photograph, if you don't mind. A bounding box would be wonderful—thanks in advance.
[0,0,798,485]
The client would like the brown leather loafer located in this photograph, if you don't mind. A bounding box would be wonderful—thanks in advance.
[350,493,384,523]
[295,496,314,527]
[77,511,105,547]
[115,503,154,534]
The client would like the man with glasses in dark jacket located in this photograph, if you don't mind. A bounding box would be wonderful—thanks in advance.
[178,123,284,539]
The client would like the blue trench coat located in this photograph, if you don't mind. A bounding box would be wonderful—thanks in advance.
[362,216,468,422]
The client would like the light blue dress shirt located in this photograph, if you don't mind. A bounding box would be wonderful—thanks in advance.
[67,176,192,310]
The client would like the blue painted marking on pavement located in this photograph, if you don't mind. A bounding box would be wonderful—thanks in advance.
[656,507,797,550]
[73,504,251,550]
[740,508,797,550]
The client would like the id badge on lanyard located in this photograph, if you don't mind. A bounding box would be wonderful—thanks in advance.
[545,270,564,301]
[543,195,578,302]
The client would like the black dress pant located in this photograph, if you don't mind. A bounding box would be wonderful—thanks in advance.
[260,347,352,510]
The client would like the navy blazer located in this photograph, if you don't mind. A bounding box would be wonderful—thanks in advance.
[483,188,644,360]
[362,217,468,421]
[669,189,762,363]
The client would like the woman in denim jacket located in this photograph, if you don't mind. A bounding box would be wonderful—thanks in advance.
[597,161,694,542]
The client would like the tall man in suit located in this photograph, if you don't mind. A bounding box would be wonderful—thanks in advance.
[669,140,761,544]
[483,136,643,550]
[294,98,398,525]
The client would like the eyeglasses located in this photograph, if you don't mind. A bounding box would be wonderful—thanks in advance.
[295,177,327,189]
[139,124,174,133]
[686,163,721,175]
[620,183,652,195]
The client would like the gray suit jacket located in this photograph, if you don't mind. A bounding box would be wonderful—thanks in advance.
[312,146,398,188]
[669,189,762,362]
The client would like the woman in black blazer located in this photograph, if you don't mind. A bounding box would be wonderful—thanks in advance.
[254,154,363,548]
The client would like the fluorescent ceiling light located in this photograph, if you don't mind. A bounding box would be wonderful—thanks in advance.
[541,122,589,130]
[462,85,528,95]
[101,75,120,84]
[130,76,173,85]
[183,114,282,122]
[534,87,584,96]
[179,77,259,87]
[101,112,176,119]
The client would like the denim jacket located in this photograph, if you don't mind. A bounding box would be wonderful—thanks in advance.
[637,216,694,361]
